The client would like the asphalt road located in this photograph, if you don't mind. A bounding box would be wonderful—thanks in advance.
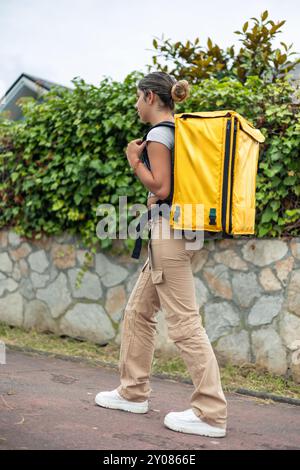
[0,349,299,450]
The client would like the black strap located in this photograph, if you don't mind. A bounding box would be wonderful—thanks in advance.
[221,230,234,239]
[131,201,170,259]
[131,208,152,260]
[141,121,175,171]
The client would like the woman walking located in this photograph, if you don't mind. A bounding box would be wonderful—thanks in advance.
[95,72,227,438]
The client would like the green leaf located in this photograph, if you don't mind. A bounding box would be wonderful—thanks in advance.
[258,224,271,237]
[74,193,83,205]
[52,200,64,211]
[270,200,280,212]
[283,175,297,185]
[242,22,248,33]
[261,206,275,223]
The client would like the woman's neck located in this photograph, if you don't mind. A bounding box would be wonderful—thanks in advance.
[150,114,174,126]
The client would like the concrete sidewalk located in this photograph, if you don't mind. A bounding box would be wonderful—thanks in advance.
[0,349,299,450]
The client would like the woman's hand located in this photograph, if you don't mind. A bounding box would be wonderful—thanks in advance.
[126,138,147,168]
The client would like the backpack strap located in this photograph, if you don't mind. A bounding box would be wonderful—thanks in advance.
[131,201,169,259]
[141,121,175,171]
[131,122,175,260]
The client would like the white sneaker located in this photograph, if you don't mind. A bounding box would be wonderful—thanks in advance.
[95,388,149,414]
[164,408,226,438]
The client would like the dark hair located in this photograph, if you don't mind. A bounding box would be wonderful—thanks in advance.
[137,71,190,111]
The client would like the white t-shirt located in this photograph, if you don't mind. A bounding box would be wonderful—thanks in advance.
[145,126,174,197]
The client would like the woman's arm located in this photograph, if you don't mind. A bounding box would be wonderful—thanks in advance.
[134,141,171,200]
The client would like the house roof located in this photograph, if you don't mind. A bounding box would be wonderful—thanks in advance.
[0,73,73,120]
[0,72,71,101]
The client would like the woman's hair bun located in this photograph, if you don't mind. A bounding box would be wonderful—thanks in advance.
[171,79,190,103]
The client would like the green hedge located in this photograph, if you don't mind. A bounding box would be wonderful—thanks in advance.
[0,71,299,256]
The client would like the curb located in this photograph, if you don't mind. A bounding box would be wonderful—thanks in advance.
[5,344,300,407]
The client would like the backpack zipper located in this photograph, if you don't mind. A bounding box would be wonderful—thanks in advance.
[228,119,238,234]
[222,118,232,233]
[181,112,231,120]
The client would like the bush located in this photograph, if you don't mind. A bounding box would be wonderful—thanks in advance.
[0,72,152,252]
[0,71,299,258]
[148,10,300,84]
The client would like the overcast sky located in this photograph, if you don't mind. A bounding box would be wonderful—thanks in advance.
[1,0,299,98]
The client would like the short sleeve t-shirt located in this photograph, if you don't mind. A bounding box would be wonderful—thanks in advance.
[145,126,174,198]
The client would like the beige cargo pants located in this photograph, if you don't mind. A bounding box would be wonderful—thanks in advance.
[117,215,227,429]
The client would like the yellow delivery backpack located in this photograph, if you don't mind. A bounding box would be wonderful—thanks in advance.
[131,110,265,259]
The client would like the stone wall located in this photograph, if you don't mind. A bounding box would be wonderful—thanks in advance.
[0,229,299,382]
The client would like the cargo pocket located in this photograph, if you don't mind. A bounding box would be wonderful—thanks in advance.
[151,269,164,284]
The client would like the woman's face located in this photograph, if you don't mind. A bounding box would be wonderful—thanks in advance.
[135,88,150,123]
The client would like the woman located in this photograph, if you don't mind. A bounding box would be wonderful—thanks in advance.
[95,72,227,438]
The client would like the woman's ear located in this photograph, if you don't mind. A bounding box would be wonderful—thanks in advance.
[146,90,154,104]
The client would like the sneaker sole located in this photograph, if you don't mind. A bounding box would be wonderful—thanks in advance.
[164,416,226,438]
[95,395,149,414]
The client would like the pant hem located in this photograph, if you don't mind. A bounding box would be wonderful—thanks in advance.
[117,386,149,403]
[192,407,227,430]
